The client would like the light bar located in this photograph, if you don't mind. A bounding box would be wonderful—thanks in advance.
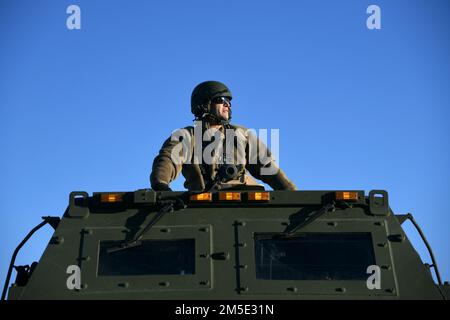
[190,193,212,202]
[218,192,241,201]
[335,191,359,201]
[100,193,124,203]
[247,192,270,201]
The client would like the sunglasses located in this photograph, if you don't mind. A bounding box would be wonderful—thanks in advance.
[211,96,231,106]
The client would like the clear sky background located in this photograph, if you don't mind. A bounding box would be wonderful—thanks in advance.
[1,0,449,291]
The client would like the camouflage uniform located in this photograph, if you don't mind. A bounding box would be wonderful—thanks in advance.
[150,122,296,191]
[150,80,296,191]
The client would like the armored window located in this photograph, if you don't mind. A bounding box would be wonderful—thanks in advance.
[254,233,375,280]
[98,239,195,276]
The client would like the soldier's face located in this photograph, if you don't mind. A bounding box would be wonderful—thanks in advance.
[211,98,231,121]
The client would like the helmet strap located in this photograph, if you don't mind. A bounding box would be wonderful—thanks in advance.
[205,101,232,125]
[194,101,232,126]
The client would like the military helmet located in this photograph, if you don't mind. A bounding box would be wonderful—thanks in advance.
[191,81,232,118]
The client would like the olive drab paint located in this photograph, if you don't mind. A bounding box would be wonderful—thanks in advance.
[5,189,449,300]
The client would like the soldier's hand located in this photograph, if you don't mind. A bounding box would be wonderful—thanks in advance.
[152,182,173,191]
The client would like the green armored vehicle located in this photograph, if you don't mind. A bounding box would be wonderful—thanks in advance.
[3,189,449,300]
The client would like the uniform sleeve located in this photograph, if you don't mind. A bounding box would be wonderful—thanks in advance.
[244,130,297,191]
[150,128,191,188]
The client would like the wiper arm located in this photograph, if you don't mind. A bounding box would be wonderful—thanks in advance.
[284,203,336,236]
[107,198,185,254]
[107,181,232,254]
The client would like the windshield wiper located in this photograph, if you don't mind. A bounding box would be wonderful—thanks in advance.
[107,198,186,254]
[283,203,336,236]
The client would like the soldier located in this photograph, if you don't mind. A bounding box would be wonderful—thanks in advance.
[150,81,296,191]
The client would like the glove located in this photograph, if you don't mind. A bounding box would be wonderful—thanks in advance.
[152,182,173,191]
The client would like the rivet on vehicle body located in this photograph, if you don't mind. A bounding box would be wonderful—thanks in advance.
[82,229,93,235]
[239,264,248,269]
[160,228,171,233]
[51,236,64,245]
[335,287,346,293]
[238,242,247,248]
[80,284,88,290]
[235,221,246,227]
[199,227,209,232]
[118,282,129,288]
[211,252,229,260]
[287,287,298,293]
[199,281,210,286]
[159,282,170,287]
[388,234,405,242]
[327,222,338,227]
[79,256,90,262]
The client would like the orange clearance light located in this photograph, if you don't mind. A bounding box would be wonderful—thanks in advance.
[335,191,359,201]
[101,193,124,203]
[190,193,212,202]
[247,192,270,201]
[218,192,241,201]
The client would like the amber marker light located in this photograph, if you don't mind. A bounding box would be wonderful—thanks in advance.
[190,193,213,202]
[100,193,124,203]
[218,192,241,201]
[335,191,359,201]
[247,191,270,201]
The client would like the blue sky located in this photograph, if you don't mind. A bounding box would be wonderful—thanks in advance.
[1,0,449,290]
